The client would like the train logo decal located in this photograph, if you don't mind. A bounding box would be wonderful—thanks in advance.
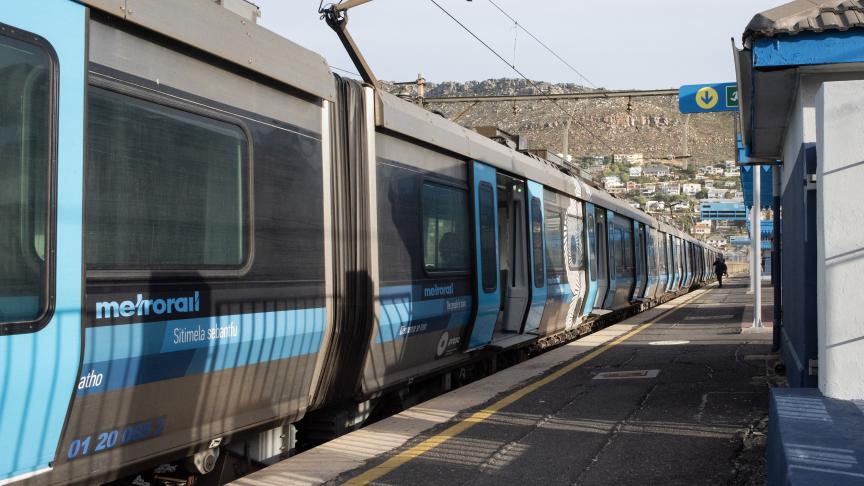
[95,291,201,320]
[437,332,450,357]
[423,283,455,298]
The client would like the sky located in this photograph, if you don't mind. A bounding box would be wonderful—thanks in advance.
[253,0,782,90]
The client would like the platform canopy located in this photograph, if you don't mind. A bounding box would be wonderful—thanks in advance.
[745,219,774,246]
[736,0,864,159]
[740,165,773,208]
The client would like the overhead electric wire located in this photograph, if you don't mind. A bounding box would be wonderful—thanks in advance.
[427,0,615,153]
[330,65,362,76]
[486,0,598,89]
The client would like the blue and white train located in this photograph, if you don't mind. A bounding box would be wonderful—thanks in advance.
[0,1,719,484]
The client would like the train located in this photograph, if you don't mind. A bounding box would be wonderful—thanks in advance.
[0,1,721,484]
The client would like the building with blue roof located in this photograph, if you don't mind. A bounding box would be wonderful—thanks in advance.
[699,201,747,220]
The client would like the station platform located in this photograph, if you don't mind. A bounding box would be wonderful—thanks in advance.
[235,277,776,486]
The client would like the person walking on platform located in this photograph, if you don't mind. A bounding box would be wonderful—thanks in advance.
[713,256,728,288]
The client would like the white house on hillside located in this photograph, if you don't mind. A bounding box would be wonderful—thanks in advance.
[682,183,702,196]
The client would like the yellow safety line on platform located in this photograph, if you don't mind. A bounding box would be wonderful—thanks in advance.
[344,288,710,485]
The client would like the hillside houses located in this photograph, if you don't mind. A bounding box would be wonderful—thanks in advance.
[707,187,730,199]
[602,175,623,190]
[614,153,644,165]
[643,165,672,178]
[661,182,681,195]
[682,183,701,196]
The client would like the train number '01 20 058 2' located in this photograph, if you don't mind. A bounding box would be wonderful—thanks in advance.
[66,417,166,461]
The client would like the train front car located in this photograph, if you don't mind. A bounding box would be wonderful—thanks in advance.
[1,1,337,484]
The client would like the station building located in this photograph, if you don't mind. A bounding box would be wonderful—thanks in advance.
[735,0,864,483]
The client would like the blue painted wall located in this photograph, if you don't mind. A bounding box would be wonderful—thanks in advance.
[754,30,864,68]
[780,144,819,388]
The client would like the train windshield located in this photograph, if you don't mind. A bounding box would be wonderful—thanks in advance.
[0,35,52,325]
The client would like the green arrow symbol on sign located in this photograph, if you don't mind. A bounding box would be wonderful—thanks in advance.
[726,86,739,108]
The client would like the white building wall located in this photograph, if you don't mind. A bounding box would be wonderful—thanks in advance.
[781,73,864,192]
[815,80,864,400]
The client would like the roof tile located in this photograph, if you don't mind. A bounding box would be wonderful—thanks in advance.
[744,0,864,44]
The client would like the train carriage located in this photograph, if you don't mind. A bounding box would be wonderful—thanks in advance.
[0,1,720,484]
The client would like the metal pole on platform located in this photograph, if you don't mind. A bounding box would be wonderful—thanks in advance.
[752,166,763,328]
[772,166,781,350]
[747,215,753,295]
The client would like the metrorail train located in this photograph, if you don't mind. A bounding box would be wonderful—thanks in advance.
[0,1,720,484]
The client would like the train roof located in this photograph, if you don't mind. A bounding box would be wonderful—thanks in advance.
[379,92,718,250]
[578,182,656,227]
[78,0,337,102]
[377,91,665,228]
[377,91,583,197]
[75,0,716,252]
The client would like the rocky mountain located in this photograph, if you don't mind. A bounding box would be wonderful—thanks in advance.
[384,78,736,167]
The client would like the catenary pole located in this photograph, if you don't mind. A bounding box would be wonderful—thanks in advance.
[752,166,763,328]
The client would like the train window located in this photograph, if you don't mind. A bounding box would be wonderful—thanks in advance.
[530,197,544,287]
[623,227,634,274]
[587,213,597,277]
[596,213,608,280]
[614,228,625,277]
[646,231,657,275]
[0,33,54,328]
[478,182,497,292]
[544,211,564,273]
[422,182,469,272]
[566,215,585,271]
[86,87,248,269]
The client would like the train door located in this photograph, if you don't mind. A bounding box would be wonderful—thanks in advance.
[680,240,687,287]
[694,246,701,283]
[640,224,650,297]
[602,211,619,309]
[582,203,599,315]
[692,246,699,283]
[467,161,500,349]
[0,2,86,482]
[523,180,546,334]
[564,199,586,326]
[657,231,669,295]
[682,242,690,288]
[687,242,695,287]
[495,173,530,336]
[666,235,677,291]
[671,237,679,290]
[695,245,702,283]
[593,208,610,310]
[632,221,646,301]
[644,227,658,299]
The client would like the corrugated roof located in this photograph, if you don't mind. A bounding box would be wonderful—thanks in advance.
[744,0,864,44]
